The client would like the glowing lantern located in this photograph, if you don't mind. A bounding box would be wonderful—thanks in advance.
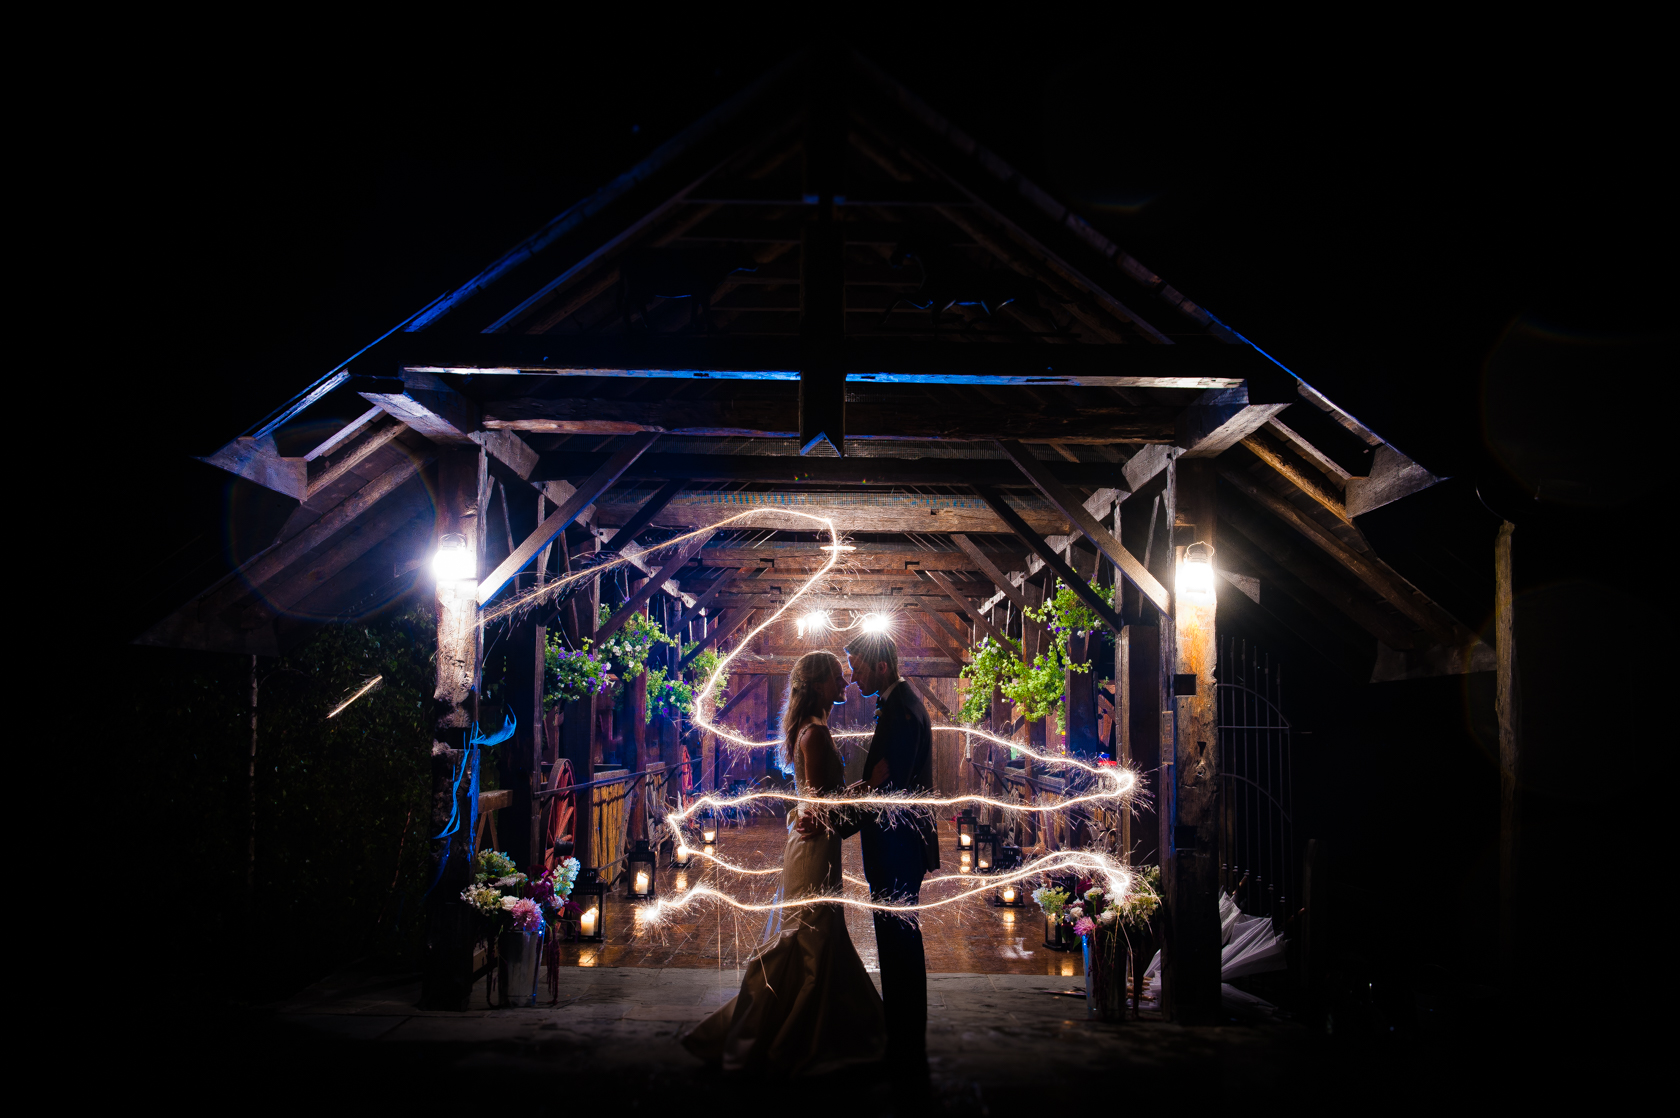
[956,809,977,850]
[572,868,607,943]
[673,840,694,869]
[974,824,999,873]
[1177,541,1216,602]
[432,532,474,582]
[994,881,1024,908]
[628,839,656,900]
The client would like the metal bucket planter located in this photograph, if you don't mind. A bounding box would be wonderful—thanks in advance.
[497,926,546,1008]
[1082,930,1127,1021]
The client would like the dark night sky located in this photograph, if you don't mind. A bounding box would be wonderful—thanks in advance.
[103,28,1667,636]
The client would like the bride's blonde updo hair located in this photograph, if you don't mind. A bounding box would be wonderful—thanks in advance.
[781,650,844,761]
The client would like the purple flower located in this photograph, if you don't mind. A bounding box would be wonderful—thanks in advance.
[1072,916,1096,937]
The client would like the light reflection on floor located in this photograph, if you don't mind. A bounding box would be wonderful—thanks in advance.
[553,817,1084,976]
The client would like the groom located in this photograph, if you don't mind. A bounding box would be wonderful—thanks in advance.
[815,631,939,1075]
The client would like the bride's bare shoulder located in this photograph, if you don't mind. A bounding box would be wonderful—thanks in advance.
[797,720,835,747]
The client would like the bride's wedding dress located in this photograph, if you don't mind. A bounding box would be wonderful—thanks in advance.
[682,722,886,1075]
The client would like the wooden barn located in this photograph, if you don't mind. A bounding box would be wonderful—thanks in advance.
[140,51,1513,1026]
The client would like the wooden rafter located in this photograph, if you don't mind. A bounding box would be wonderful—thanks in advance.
[1217,463,1471,647]
[973,485,1126,632]
[597,531,715,642]
[994,440,1169,613]
[476,432,660,605]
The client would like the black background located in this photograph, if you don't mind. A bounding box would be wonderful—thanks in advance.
[79,20,1666,1025]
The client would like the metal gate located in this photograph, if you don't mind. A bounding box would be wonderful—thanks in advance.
[1218,637,1295,922]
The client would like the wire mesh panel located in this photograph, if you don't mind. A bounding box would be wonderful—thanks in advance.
[1217,637,1295,922]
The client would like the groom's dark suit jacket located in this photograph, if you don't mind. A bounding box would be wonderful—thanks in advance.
[837,680,940,872]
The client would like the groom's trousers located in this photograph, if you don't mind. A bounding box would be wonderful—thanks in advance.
[862,823,928,1059]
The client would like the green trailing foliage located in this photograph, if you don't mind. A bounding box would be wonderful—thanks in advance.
[959,578,1118,734]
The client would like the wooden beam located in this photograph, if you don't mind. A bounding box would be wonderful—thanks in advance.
[596,532,715,642]
[713,673,767,722]
[731,656,963,678]
[535,450,1126,488]
[677,609,757,670]
[1216,520,1396,657]
[674,568,761,631]
[592,489,1072,535]
[486,393,1176,443]
[908,607,971,664]
[924,570,1008,646]
[1175,386,1290,459]
[1238,435,1352,524]
[357,372,479,445]
[1345,444,1444,518]
[1264,416,1350,489]
[1216,463,1470,646]
[604,478,687,548]
[203,456,429,615]
[476,432,659,605]
[386,333,1267,387]
[239,488,429,621]
[995,440,1170,614]
[974,485,1127,633]
[950,534,1029,611]
[904,675,952,720]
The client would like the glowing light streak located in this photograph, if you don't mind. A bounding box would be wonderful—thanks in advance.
[638,849,1132,927]
[468,505,1148,933]
[326,675,383,719]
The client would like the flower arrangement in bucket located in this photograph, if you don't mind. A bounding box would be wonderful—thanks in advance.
[461,850,582,1007]
[1034,866,1161,1021]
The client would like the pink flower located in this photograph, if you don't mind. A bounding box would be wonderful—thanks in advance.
[508,898,543,932]
[1072,916,1096,937]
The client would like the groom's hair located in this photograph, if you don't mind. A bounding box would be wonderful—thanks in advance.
[843,631,899,680]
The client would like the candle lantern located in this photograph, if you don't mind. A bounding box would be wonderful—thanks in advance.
[993,881,1025,907]
[672,836,694,868]
[975,824,999,873]
[572,868,607,943]
[700,810,719,845]
[956,809,977,850]
[1043,908,1071,951]
[628,839,657,899]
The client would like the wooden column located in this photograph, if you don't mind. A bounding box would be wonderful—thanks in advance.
[562,539,600,871]
[765,674,788,773]
[1065,630,1098,755]
[1116,623,1132,861]
[1165,458,1220,1024]
[504,615,544,872]
[1495,520,1521,985]
[422,447,484,1011]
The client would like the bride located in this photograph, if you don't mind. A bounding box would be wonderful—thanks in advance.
[682,651,887,1075]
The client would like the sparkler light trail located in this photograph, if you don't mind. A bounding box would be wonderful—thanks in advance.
[325,675,383,719]
[477,506,1149,928]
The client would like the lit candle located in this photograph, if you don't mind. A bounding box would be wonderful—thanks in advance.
[702,828,717,843]
[1003,886,1017,903]
[979,856,991,869]
[959,834,972,847]
[580,907,598,937]
[634,870,650,894]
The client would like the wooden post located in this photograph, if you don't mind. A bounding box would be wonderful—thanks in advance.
[765,674,787,773]
[562,537,600,871]
[1065,630,1098,755]
[1116,624,1132,861]
[422,447,484,1011]
[504,615,543,871]
[1164,458,1220,1024]
[1495,520,1521,986]
[630,664,649,841]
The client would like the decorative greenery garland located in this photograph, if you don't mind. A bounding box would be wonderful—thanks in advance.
[958,578,1118,733]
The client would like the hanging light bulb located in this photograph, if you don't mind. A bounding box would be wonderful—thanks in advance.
[859,613,891,634]
[1177,541,1216,602]
[797,610,830,637]
[433,533,474,582]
